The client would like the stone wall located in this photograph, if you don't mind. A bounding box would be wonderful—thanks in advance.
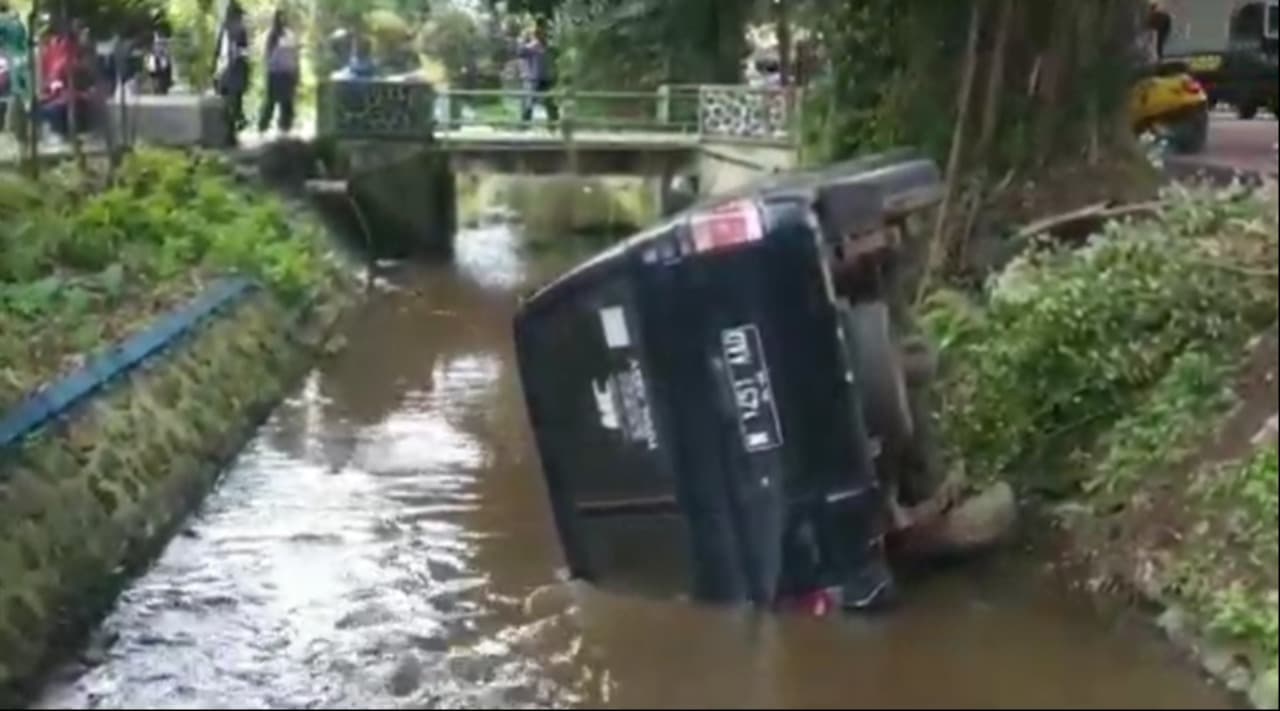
[0,290,340,704]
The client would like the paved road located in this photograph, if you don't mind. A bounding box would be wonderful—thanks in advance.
[1167,114,1279,184]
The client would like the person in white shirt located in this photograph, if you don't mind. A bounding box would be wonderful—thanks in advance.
[258,8,299,134]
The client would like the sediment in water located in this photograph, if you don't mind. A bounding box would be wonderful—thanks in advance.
[0,284,356,705]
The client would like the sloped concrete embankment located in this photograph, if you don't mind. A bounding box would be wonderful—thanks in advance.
[0,281,351,704]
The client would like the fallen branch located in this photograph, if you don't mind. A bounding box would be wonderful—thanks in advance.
[1014,200,1166,241]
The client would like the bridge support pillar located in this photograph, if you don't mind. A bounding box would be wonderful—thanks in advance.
[342,146,457,258]
[653,168,700,218]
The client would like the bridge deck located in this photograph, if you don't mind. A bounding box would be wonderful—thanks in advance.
[436,127,701,151]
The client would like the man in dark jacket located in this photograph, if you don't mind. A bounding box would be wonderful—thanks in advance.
[216,0,250,140]
[516,18,558,126]
[1148,1,1173,60]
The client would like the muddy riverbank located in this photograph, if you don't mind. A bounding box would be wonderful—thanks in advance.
[32,223,1236,709]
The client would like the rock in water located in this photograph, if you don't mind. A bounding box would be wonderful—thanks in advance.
[1250,667,1279,711]
[941,481,1018,549]
[896,481,1018,559]
[388,654,424,697]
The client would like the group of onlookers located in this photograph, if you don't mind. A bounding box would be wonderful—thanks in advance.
[215,1,301,142]
[0,0,301,147]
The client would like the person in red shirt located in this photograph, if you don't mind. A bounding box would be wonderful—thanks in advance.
[37,19,96,138]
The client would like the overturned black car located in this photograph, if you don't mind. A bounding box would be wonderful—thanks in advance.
[513,150,947,613]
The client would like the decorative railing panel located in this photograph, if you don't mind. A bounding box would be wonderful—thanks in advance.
[697,85,795,140]
[317,80,435,140]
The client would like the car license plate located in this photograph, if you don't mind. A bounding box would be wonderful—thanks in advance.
[721,324,783,453]
[1188,54,1223,72]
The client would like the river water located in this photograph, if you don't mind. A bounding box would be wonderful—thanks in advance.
[35,223,1232,709]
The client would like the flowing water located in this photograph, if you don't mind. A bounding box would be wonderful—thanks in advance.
[35,223,1233,710]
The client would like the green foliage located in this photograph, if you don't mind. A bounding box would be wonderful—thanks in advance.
[418,6,505,88]
[1205,583,1279,658]
[800,0,1144,170]
[1084,351,1237,499]
[1175,443,1279,661]
[924,183,1279,677]
[797,0,915,162]
[927,184,1279,489]
[364,7,418,72]
[167,0,218,92]
[1194,445,1280,569]
[554,0,751,88]
[58,0,168,37]
[0,148,343,409]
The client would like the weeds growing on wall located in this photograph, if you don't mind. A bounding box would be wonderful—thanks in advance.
[0,148,343,411]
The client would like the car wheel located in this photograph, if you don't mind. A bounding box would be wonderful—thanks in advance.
[1238,102,1259,120]
[839,300,914,456]
[1166,106,1209,154]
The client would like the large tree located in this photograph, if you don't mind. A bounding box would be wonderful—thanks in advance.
[800,0,1149,284]
[495,0,753,87]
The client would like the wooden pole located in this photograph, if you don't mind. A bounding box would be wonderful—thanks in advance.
[25,0,41,178]
[976,0,1013,162]
[62,0,86,172]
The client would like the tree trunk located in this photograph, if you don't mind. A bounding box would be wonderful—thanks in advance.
[918,0,984,301]
[1034,0,1076,167]
[775,0,792,85]
[976,0,1013,162]
[22,0,44,178]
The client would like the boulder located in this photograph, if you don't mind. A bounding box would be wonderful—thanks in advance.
[1250,667,1279,710]
[894,481,1018,559]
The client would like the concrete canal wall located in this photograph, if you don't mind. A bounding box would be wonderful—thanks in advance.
[0,280,351,703]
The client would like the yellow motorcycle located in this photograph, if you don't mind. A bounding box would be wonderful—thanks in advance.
[1130,61,1211,154]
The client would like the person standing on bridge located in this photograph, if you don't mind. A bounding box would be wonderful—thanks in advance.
[517,18,558,127]
[215,1,251,143]
[0,1,32,147]
[258,9,300,135]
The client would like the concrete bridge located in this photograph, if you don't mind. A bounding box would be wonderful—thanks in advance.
[290,81,804,256]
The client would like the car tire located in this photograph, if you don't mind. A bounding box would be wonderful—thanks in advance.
[1238,102,1259,120]
[1168,106,1209,154]
[839,300,914,455]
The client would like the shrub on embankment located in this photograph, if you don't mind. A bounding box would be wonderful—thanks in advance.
[923,182,1279,707]
[0,148,347,412]
[0,149,354,703]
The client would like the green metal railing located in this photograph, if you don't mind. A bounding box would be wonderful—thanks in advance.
[317,81,802,145]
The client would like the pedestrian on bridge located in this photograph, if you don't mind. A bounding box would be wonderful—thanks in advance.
[0,0,32,146]
[215,1,251,143]
[258,9,300,135]
[517,18,558,127]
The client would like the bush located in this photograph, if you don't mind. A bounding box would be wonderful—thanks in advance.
[0,147,344,409]
[925,183,1279,489]
[2,147,340,300]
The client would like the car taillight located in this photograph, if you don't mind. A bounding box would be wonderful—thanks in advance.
[1182,77,1204,95]
[688,199,764,255]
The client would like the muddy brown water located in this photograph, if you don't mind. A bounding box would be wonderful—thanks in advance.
[34,224,1233,709]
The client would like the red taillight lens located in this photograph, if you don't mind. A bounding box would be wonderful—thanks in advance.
[1182,77,1204,95]
[688,199,764,255]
